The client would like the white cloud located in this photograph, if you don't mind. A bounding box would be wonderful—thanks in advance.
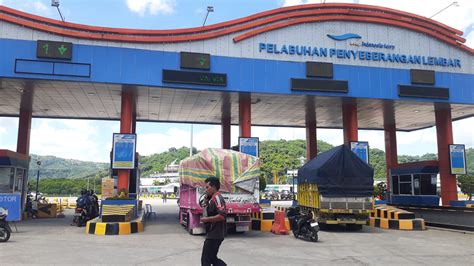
[359,130,385,151]
[126,0,175,16]
[317,128,343,146]
[137,126,222,156]
[465,25,474,48]
[281,0,318,7]
[30,119,110,162]
[453,118,474,148]
[32,1,48,13]
[280,0,474,36]
[0,118,18,150]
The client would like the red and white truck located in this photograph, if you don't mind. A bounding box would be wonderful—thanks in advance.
[178,148,260,235]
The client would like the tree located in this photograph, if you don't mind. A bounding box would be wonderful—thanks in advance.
[259,174,267,191]
[457,174,474,200]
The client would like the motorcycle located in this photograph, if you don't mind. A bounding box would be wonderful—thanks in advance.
[286,206,319,242]
[24,192,38,219]
[72,189,99,227]
[0,208,12,242]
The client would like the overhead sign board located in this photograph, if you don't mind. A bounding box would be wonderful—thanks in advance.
[163,70,227,86]
[258,32,462,68]
[350,141,369,164]
[112,133,137,169]
[0,193,22,221]
[37,40,72,60]
[239,137,259,157]
[449,144,466,175]
[291,78,348,93]
[180,52,210,70]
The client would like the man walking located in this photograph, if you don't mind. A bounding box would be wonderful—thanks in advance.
[200,177,227,266]
[162,191,167,203]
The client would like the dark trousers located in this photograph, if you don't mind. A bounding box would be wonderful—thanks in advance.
[201,239,226,266]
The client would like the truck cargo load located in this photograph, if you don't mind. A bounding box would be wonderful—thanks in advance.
[179,148,260,235]
[297,145,374,227]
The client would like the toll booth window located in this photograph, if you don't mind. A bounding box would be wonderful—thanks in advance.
[399,174,413,195]
[14,169,25,193]
[0,167,15,192]
[420,174,437,195]
[392,175,399,194]
[413,174,421,195]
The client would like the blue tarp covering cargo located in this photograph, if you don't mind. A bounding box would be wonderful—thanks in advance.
[297,145,374,197]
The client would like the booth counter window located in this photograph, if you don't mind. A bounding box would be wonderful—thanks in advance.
[0,167,15,193]
[391,173,437,196]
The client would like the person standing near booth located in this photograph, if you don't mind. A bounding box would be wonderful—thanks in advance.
[200,177,227,266]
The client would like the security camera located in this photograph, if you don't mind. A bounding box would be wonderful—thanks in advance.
[51,0,59,7]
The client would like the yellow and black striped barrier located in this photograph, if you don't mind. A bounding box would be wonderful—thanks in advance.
[369,217,426,230]
[370,204,425,230]
[101,204,136,222]
[372,205,415,220]
[86,211,144,235]
[251,208,290,232]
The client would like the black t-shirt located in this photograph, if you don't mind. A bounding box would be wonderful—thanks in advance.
[205,192,226,239]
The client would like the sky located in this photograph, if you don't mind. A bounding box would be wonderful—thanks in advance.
[0,0,473,163]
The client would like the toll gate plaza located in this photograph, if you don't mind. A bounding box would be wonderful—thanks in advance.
[1,202,473,265]
[0,2,473,265]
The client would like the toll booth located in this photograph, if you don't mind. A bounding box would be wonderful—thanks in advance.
[389,162,439,206]
[0,150,30,221]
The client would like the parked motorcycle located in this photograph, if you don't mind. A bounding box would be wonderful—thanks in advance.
[286,206,319,242]
[72,189,99,227]
[0,208,12,242]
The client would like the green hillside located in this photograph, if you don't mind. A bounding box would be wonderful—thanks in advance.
[140,147,196,177]
[29,142,474,196]
[28,154,108,180]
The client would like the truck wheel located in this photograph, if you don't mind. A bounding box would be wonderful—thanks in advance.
[346,224,363,231]
[187,211,193,235]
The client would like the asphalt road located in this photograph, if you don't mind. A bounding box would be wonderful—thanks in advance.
[1,199,473,265]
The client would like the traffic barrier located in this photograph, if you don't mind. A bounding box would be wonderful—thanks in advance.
[270,211,289,235]
[101,204,136,222]
[369,217,426,230]
[86,220,143,235]
[251,208,274,232]
[372,205,416,220]
[251,208,290,232]
[274,206,289,212]
[86,211,144,235]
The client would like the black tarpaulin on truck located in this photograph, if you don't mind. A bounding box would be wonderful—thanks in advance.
[297,145,374,197]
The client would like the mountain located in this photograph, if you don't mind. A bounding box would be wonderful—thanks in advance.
[28,154,108,180]
[28,143,473,183]
[139,147,196,177]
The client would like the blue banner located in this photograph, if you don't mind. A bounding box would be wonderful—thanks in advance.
[449,144,466,175]
[350,141,369,164]
[112,133,136,169]
[239,137,259,157]
[0,193,22,221]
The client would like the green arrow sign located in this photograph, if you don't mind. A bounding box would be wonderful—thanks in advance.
[37,40,72,60]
